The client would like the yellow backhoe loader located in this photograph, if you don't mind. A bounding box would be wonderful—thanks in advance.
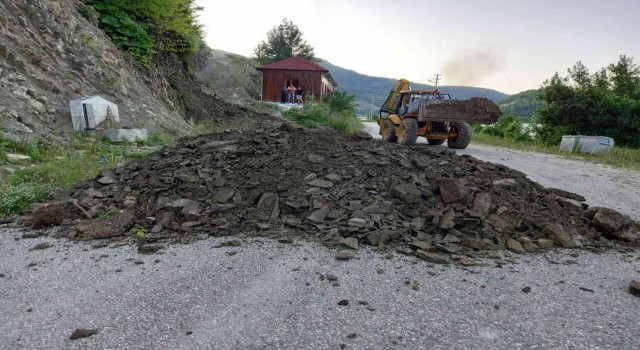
[378,79,501,149]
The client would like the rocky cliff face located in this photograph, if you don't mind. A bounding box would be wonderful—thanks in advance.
[0,0,193,141]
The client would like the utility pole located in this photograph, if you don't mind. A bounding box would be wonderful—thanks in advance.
[429,74,442,88]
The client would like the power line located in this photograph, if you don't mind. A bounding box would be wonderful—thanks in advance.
[428,74,442,88]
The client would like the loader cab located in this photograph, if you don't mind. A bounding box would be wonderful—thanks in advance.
[380,90,450,119]
[406,91,452,114]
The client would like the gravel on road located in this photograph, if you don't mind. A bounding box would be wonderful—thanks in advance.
[1,229,639,350]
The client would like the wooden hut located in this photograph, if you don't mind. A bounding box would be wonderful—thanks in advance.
[256,57,337,103]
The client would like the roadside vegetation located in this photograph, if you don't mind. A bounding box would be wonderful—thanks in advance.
[495,89,543,122]
[473,132,640,170]
[473,116,640,170]
[473,114,640,170]
[473,55,640,170]
[0,133,171,217]
[537,55,640,148]
[283,91,363,132]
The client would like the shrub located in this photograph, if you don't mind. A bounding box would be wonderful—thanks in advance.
[530,123,571,146]
[84,0,155,63]
[283,90,363,132]
[324,91,356,115]
[283,104,328,128]
[327,113,363,132]
[477,114,533,142]
[81,0,205,65]
[0,182,52,216]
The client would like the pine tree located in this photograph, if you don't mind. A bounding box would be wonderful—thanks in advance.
[253,19,315,64]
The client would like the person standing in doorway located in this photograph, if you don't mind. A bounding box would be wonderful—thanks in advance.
[280,84,287,104]
[287,83,296,104]
[296,86,303,104]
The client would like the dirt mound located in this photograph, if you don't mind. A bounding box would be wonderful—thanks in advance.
[33,125,639,262]
[422,98,502,124]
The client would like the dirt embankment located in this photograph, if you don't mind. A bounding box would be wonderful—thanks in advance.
[0,0,192,139]
[26,125,639,263]
[0,1,275,142]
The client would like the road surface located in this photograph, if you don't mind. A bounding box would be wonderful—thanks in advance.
[0,231,638,349]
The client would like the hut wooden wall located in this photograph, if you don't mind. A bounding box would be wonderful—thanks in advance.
[261,70,323,102]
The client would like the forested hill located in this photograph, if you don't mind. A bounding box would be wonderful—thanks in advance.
[496,89,544,122]
[319,60,509,115]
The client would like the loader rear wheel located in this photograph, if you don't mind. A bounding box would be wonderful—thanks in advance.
[447,122,472,149]
[381,119,398,143]
[397,118,418,145]
[427,138,446,145]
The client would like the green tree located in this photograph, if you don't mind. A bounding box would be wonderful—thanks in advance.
[253,18,315,64]
[608,55,640,98]
[537,55,640,148]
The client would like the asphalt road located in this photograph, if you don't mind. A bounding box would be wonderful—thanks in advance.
[1,230,639,349]
[363,122,640,220]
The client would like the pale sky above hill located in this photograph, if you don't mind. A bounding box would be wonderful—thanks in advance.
[198,0,640,94]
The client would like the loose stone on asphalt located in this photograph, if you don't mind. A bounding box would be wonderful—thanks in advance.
[0,232,638,349]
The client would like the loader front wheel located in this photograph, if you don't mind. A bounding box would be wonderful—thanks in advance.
[381,119,398,143]
[447,122,472,149]
[427,138,446,145]
[397,118,418,145]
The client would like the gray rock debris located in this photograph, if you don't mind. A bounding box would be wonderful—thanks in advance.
[25,125,639,262]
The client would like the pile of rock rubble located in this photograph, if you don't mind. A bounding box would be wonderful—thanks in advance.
[31,124,639,263]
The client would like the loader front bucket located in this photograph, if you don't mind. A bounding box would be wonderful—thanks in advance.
[418,97,502,124]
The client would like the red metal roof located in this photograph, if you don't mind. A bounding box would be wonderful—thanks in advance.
[257,57,328,72]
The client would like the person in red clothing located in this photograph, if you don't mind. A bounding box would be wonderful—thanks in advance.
[287,83,296,104]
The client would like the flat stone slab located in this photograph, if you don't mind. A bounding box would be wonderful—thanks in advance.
[5,153,31,162]
[75,212,136,239]
[100,129,147,143]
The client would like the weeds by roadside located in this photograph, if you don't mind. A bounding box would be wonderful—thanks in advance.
[0,120,225,218]
[283,91,363,132]
[0,132,168,217]
[472,113,640,170]
[473,133,640,171]
[284,104,362,132]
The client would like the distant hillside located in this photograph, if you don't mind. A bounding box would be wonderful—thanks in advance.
[496,89,544,122]
[319,60,509,116]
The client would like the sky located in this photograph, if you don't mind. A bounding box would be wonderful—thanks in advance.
[198,0,640,94]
